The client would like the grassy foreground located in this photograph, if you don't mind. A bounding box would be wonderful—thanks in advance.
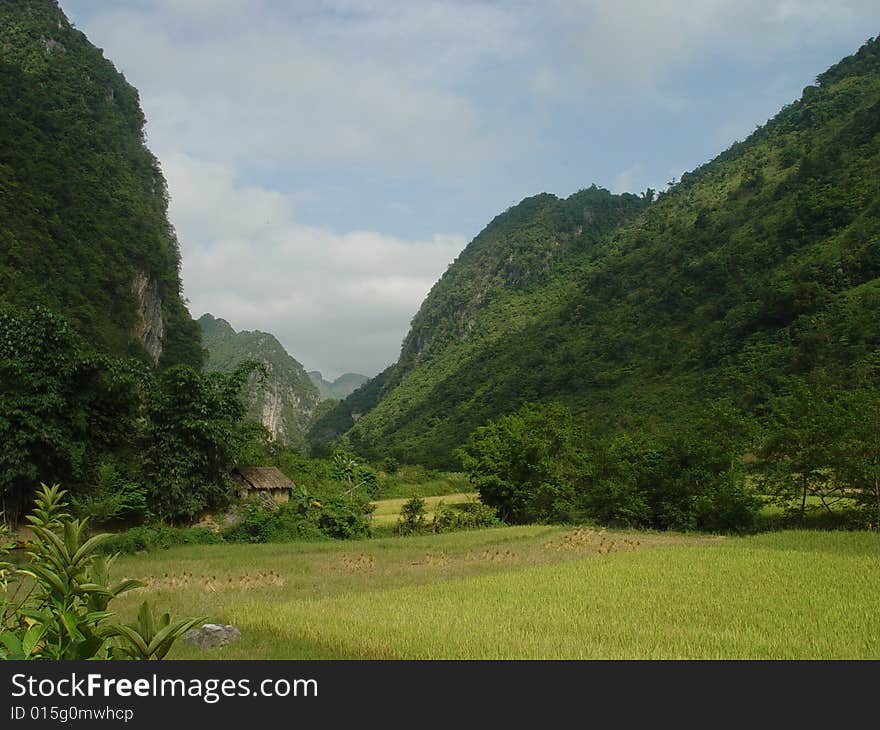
[110,526,879,659]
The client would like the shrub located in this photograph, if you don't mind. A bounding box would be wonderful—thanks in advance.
[431,500,499,532]
[70,461,147,527]
[0,484,203,660]
[221,499,324,544]
[317,497,372,539]
[396,496,428,535]
[100,525,222,554]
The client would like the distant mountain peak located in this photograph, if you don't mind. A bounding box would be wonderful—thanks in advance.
[199,316,320,449]
[308,371,369,401]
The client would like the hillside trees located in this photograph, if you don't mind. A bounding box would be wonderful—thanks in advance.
[0,307,142,522]
[458,401,760,531]
[0,306,259,523]
[141,361,263,522]
[337,36,880,469]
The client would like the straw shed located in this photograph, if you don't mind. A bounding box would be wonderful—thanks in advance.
[232,467,293,504]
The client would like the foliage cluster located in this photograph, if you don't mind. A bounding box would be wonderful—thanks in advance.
[457,402,761,532]
[0,484,202,660]
[0,306,259,523]
[395,495,499,535]
[459,394,879,531]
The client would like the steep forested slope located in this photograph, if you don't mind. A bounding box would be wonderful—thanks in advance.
[345,37,880,467]
[0,0,202,367]
[199,314,320,450]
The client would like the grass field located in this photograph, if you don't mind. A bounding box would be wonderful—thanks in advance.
[374,468,471,500]
[370,492,478,528]
[110,524,880,659]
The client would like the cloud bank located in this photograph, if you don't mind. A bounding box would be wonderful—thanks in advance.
[62,0,880,375]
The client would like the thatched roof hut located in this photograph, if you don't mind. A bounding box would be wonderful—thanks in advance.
[232,467,293,503]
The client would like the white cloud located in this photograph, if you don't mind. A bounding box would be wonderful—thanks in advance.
[538,0,879,93]
[611,164,644,195]
[164,153,465,377]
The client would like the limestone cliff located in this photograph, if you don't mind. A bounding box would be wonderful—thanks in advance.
[131,270,165,364]
[198,314,320,449]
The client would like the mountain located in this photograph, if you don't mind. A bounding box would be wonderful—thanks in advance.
[0,0,202,368]
[340,37,880,467]
[308,371,370,401]
[199,314,320,449]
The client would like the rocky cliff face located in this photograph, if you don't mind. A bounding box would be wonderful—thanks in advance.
[198,314,320,449]
[131,270,165,364]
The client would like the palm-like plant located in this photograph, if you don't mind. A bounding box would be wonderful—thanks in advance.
[0,483,203,660]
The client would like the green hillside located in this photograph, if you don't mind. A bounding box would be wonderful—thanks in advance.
[0,0,202,368]
[344,37,880,467]
[199,314,320,450]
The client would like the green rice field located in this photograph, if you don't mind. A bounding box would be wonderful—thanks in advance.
[111,524,880,660]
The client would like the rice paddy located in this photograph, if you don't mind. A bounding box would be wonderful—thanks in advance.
[110,524,879,660]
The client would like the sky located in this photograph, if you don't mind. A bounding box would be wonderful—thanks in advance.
[61,1,880,379]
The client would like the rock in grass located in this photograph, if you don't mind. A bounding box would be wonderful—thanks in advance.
[183,624,241,649]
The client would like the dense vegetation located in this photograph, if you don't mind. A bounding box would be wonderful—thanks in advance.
[0,484,201,660]
[199,314,320,450]
[0,0,202,367]
[458,397,877,531]
[0,306,258,523]
[338,37,880,472]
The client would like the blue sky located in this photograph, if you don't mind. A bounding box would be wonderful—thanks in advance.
[61,0,880,377]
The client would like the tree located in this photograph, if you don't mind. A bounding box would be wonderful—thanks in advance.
[759,382,844,518]
[835,387,880,524]
[141,362,261,522]
[456,402,583,523]
[0,307,142,522]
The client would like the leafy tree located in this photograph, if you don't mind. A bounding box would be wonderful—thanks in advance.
[141,362,261,522]
[835,387,880,524]
[457,402,584,523]
[0,307,142,522]
[396,496,428,535]
[759,382,844,518]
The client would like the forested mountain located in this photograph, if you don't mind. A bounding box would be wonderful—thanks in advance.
[308,371,369,401]
[339,37,880,468]
[0,0,202,368]
[199,314,320,450]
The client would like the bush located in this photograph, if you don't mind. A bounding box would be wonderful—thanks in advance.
[396,496,428,535]
[432,500,499,532]
[317,496,372,539]
[100,525,223,554]
[221,499,324,544]
[71,461,147,527]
